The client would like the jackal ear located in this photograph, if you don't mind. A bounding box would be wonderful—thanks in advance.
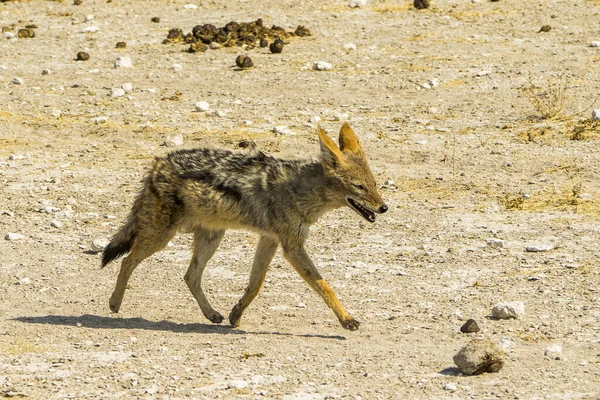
[338,122,362,154]
[318,125,343,168]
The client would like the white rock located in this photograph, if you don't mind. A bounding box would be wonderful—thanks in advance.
[164,134,184,148]
[415,140,428,145]
[297,302,306,308]
[344,42,357,51]
[443,383,458,392]
[348,0,367,7]
[183,3,198,9]
[122,82,133,92]
[85,14,94,22]
[5,232,24,241]
[42,69,51,75]
[145,384,159,394]
[492,301,525,319]
[209,42,220,49]
[498,337,516,352]
[114,56,132,68]
[475,70,491,77]
[273,126,294,135]
[111,88,126,98]
[172,63,183,71]
[544,344,562,360]
[486,238,504,248]
[428,78,440,88]
[309,115,321,124]
[195,101,210,112]
[421,82,431,89]
[592,109,600,121]
[313,61,332,71]
[94,116,109,124]
[11,77,24,85]
[19,277,31,285]
[227,380,248,389]
[590,41,600,47]
[51,109,62,118]
[91,238,110,253]
[215,110,226,118]
[453,339,504,375]
[471,0,481,3]
[525,244,554,252]
[81,26,99,33]
[4,32,15,39]
[51,220,63,228]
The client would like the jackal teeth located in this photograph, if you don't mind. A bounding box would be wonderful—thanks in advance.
[347,198,376,223]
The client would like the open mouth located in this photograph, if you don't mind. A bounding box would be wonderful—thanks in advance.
[347,198,376,223]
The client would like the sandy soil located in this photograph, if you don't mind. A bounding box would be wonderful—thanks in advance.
[1,0,600,398]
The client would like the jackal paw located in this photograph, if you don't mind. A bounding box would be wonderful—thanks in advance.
[228,306,243,328]
[109,296,121,313]
[207,312,224,324]
[341,317,360,331]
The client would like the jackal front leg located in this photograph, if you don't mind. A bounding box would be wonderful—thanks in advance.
[283,246,359,331]
[229,236,279,328]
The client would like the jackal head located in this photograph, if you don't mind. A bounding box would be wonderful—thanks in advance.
[318,122,388,222]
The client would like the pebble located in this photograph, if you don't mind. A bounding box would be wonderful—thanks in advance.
[443,382,458,392]
[111,88,126,98]
[592,109,600,121]
[91,238,110,253]
[273,126,294,135]
[4,32,15,39]
[164,134,184,148]
[428,78,440,88]
[51,220,63,228]
[19,277,31,285]
[114,56,133,68]
[227,380,249,389]
[195,101,210,112]
[453,339,504,375]
[172,63,183,71]
[122,82,133,92]
[209,42,220,49]
[498,337,516,352]
[215,110,227,118]
[475,70,491,77]
[486,238,504,248]
[309,115,321,124]
[313,61,332,71]
[460,319,480,333]
[5,232,24,241]
[344,42,357,51]
[348,0,367,7]
[81,26,99,33]
[183,4,198,9]
[297,302,307,308]
[94,116,109,124]
[589,41,600,47]
[492,301,525,319]
[85,14,94,22]
[544,344,562,360]
[42,69,51,75]
[11,77,24,85]
[525,244,554,252]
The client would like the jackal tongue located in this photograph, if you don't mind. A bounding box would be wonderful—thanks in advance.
[347,198,376,223]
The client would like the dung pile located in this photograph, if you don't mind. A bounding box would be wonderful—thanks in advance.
[164,18,311,52]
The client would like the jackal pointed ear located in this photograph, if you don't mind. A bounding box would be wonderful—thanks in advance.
[338,122,362,154]
[318,125,343,168]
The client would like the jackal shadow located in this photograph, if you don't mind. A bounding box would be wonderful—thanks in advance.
[13,314,347,340]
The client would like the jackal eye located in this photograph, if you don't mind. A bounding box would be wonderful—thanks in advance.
[352,183,366,191]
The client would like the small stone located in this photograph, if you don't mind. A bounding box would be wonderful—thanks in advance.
[313,61,332,71]
[428,78,440,88]
[297,303,306,308]
[195,101,210,112]
[5,232,24,241]
[590,41,600,47]
[227,380,248,389]
[4,32,15,39]
[122,82,133,92]
[344,42,357,51]
[269,39,284,54]
[145,384,159,395]
[74,0,83,5]
[172,64,183,71]
[209,42,220,50]
[81,26,99,33]
[11,77,24,85]
[19,277,31,285]
[111,88,125,98]
[486,238,504,248]
[76,52,90,61]
[525,244,554,252]
[413,0,430,9]
[591,109,600,121]
[85,14,94,22]
[151,17,161,23]
[453,339,504,375]
[309,115,321,124]
[492,301,525,319]
[116,41,127,49]
[475,70,491,77]
[348,0,367,8]
[164,134,184,148]
[235,54,254,69]
[538,25,551,33]
[544,344,562,360]
[215,110,226,118]
[94,116,109,124]
[273,126,294,135]
[114,56,132,68]
[460,319,480,333]
[91,238,110,253]
[51,220,63,228]
[498,337,515,352]
[259,38,269,48]
[183,4,198,9]
[443,383,458,392]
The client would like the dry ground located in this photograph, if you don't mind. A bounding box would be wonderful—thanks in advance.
[1,0,600,398]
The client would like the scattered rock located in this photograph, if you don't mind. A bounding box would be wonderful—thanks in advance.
[453,339,504,375]
[209,41,221,50]
[273,125,294,135]
[236,54,254,69]
[443,382,458,392]
[414,0,430,9]
[544,344,562,360]
[525,244,554,252]
[538,25,551,33]
[428,78,440,88]
[486,238,504,248]
[492,301,525,319]
[91,238,110,253]
[164,134,184,148]
[42,69,51,75]
[344,42,357,51]
[227,380,249,389]
[309,115,321,124]
[348,0,367,8]
[116,41,127,48]
[5,232,24,241]
[172,63,183,71]
[590,41,600,48]
[259,38,269,47]
[19,277,31,285]
[151,17,161,23]
[592,109,600,121]
[475,70,491,77]
[498,337,516,352]
[114,56,132,68]
[11,77,24,85]
[81,26,99,33]
[460,319,480,333]
[269,39,284,54]
[51,220,63,228]
[313,61,332,71]
[183,4,197,9]
[122,82,133,92]
[195,101,210,112]
[111,88,125,98]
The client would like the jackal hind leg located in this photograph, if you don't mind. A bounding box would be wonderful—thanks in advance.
[229,236,279,328]
[109,221,178,313]
[283,245,359,331]
[184,228,225,323]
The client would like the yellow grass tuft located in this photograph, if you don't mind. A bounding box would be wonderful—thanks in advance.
[521,78,571,120]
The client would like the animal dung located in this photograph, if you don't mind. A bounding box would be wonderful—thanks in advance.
[76,52,90,61]
[235,55,254,69]
[269,38,284,54]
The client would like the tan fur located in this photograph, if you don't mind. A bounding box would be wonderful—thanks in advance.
[102,123,388,330]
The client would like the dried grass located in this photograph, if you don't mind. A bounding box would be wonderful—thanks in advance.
[521,78,571,120]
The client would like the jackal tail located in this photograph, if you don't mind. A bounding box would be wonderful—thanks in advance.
[101,194,143,268]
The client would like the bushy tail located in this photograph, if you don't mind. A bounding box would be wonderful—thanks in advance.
[101,214,137,267]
